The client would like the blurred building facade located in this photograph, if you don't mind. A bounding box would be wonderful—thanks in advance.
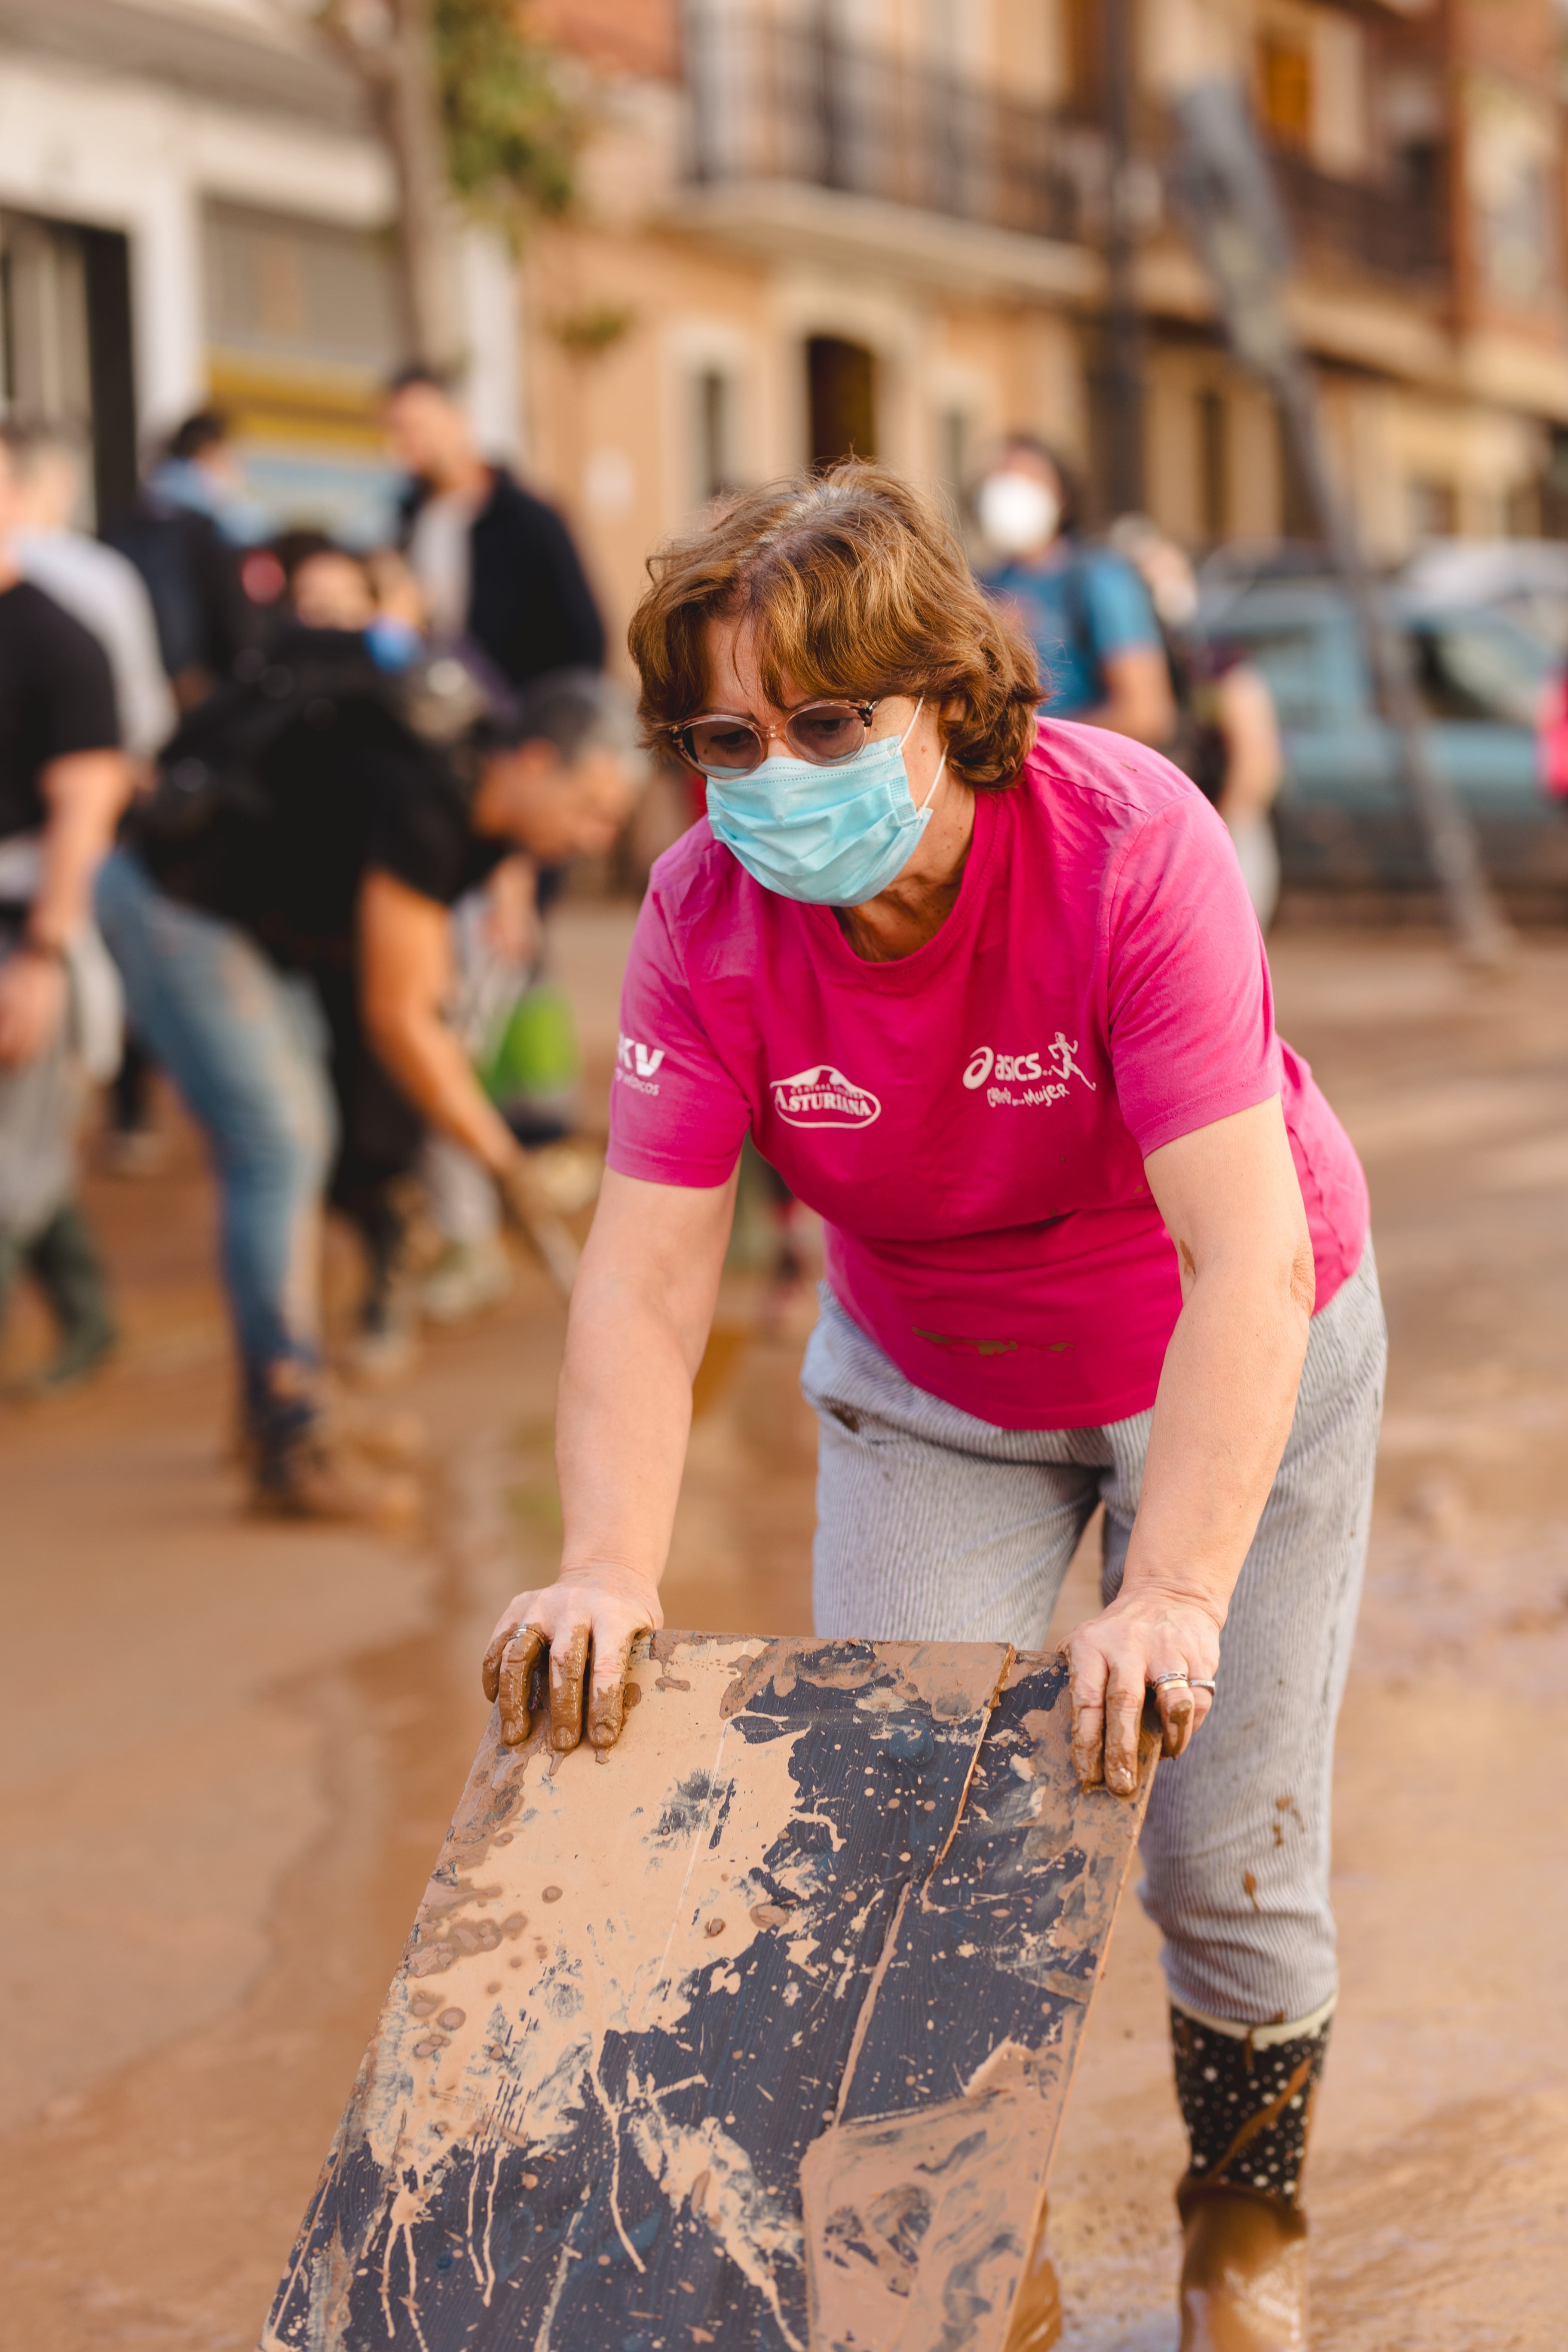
[3,0,1568,648]
[0,0,517,537]
[521,0,1568,647]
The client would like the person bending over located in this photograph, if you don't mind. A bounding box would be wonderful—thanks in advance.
[481,462,1381,2352]
[97,639,644,1522]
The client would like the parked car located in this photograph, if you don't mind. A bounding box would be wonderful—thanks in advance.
[1194,556,1568,895]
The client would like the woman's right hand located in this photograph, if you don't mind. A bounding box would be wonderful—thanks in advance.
[481,1563,664,1755]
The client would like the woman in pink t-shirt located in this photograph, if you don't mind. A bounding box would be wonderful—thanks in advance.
[482,465,1384,2348]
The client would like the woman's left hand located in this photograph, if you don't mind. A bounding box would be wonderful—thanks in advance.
[1059,1586,1222,1800]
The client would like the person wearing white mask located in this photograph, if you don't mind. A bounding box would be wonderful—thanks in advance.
[977,435,1175,747]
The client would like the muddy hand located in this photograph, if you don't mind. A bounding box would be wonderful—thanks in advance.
[1060,1589,1220,1799]
[482,1564,663,1754]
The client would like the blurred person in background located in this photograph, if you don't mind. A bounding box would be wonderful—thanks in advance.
[418,676,642,1328]
[271,532,595,1360]
[1111,515,1285,928]
[102,411,272,1170]
[977,433,1175,746]
[97,596,644,1519]
[263,530,433,1385]
[0,422,131,1392]
[382,365,605,690]
[104,409,268,711]
[382,364,610,1292]
[9,421,176,775]
[11,421,180,1176]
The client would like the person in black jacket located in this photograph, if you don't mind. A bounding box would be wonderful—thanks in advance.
[383,366,605,688]
[102,411,266,710]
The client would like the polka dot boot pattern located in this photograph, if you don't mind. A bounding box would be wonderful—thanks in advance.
[1170,2003,1331,2214]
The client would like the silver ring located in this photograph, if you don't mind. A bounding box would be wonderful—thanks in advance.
[1150,1670,1191,1688]
[1187,1678,1217,1693]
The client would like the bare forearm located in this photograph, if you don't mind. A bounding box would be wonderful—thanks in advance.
[555,1274,701,1588]
[369,1006,517,1170]
[1088,651,1176,748]
[482,1169,734,1754]
[1123,1261,1311,1620]
[1087,691,1170,747]
[1216,668,1282,824]
[32,755,129,947]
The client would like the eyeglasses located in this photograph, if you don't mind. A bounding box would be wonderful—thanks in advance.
[668,698,878,778]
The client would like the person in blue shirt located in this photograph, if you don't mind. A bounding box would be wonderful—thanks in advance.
[977,433,1175,745]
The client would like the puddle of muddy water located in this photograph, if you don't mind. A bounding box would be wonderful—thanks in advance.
[6,926,1568,2350]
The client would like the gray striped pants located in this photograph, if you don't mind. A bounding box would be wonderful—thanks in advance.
[801,1241,1386,2026]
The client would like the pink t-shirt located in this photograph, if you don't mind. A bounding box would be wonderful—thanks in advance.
[608,722,1369,1430]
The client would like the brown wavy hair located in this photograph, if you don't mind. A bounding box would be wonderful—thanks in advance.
[627,461,1041,788]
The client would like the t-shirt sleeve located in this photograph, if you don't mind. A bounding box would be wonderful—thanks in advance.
[361,735,477,906]
[1082,551,1161,661]
[1106,791,1283,1157]
[35,591,120,756]
[606,885,752,1189]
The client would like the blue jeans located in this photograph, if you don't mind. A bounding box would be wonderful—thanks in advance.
[97,850,336,1442]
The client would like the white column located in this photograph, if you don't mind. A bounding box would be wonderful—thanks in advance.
[461,227,522,462]
[126,173,207,443]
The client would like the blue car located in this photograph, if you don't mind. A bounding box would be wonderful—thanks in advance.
[1194,567,1568,894]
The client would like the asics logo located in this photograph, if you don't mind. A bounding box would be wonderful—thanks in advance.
[963,1034,1097,1097]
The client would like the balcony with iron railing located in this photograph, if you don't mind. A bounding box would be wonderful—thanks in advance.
[1268,142,1452,289]
[683,9,1102,253]
[679,10,1453,301]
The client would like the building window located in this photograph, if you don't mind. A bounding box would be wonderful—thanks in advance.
[1465,81,1556,308]
[204,201,397,370]
[202,199,399,540]
[0,210,136,525]
[1196,387,1228,544]
[939,404,970,503]
[807,336,877,467]
[1062,0,1101,113]
[1408,478,1459,541]
[1276,399,1318,542]
[1259,32,1312,150]
[695,366,735,504]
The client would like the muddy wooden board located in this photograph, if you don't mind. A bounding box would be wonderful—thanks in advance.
[263,1634,1158,2352]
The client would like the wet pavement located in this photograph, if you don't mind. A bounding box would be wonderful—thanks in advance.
[3,911,1565,2349]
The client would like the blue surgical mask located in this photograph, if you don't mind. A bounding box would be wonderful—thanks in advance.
[704,702,947,905]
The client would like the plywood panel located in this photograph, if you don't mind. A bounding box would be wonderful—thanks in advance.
[263,1633,1157,2352]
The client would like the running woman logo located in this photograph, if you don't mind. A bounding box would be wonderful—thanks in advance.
[962,1033,1096,1106]
[770,1066,882,1129]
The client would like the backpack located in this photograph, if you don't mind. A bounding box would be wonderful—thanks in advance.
[1154,621,1229,806]
[132,642,384,923]
[133,633,502,924]
[1059,547,1228,802]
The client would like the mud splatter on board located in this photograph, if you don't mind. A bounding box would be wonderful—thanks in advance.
[263,1635,1157,2352]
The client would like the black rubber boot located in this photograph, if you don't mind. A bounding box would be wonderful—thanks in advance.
[1170,2000,1332,2349]
[21,1200,117,1393]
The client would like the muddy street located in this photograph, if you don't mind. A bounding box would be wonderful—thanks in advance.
[3,913,1566,2351]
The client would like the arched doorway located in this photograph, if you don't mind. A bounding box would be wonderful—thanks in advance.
[806,335,877,467]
